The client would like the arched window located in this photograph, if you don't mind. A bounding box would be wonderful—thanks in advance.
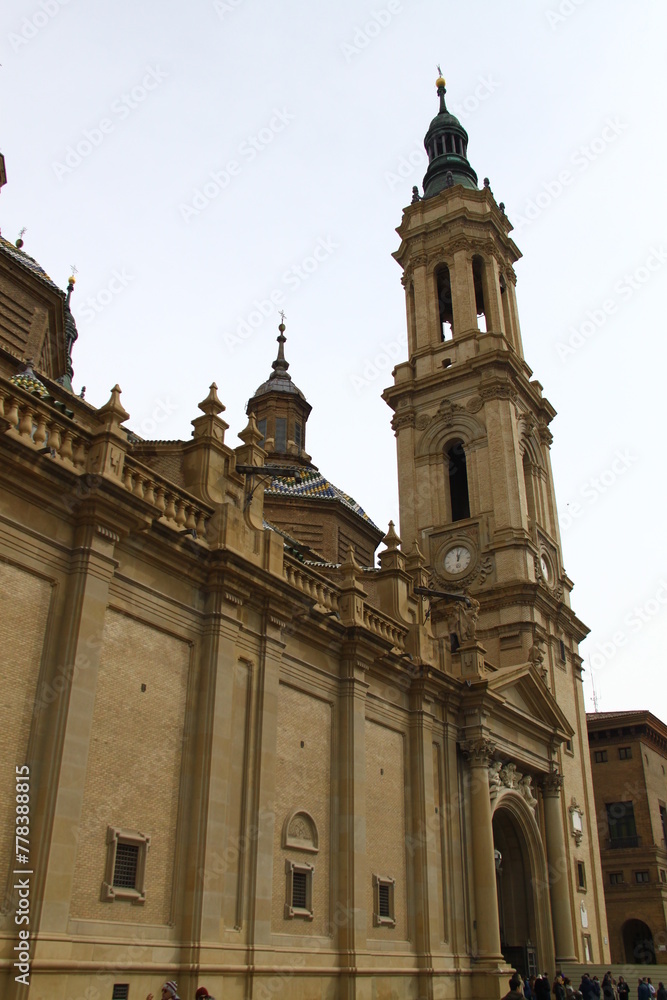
[436,265,454,340]
[447,441,470,521]
[472,255,487,332]
[523,452,536,526]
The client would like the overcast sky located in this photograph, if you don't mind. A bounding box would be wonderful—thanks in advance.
[3,0,667,722]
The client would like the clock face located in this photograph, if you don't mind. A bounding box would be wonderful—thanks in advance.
[540,554,551,582]
[444,545,472,575]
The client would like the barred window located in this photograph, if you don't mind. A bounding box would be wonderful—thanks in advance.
[373,874,396,927]
[101,827,150,905]
[112,987,130,1000]
[113,843,139,889]
[284,860,314,920]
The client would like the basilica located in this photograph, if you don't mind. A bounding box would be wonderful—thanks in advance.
[0,76,609,1000]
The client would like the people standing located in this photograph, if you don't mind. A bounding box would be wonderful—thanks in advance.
[554,974,567,1000]
[617,977,629,1000]
[147,984,181,1000]
[503,974,527,1000]
[655,983,666,1000]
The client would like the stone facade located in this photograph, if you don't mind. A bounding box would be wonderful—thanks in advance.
[587,711,667,965]
[0,81,610,1000]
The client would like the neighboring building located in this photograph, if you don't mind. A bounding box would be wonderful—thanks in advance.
[587,710,667,965]
[0,76,609,1000]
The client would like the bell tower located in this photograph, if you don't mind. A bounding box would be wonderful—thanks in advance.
[383,74,586,673]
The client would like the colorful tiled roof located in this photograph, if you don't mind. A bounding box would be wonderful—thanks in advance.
[9,366,50,398]
[265,466,380,531]
[0,235,62,293]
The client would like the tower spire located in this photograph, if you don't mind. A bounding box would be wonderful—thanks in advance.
[421,72,478,198]
[271,313,289,379]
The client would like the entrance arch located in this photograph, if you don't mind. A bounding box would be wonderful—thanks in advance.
[492,793,554,976]
[622,918,656,964]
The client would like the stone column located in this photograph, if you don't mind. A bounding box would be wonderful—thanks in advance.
[337,645,370,1000]
[461,738,503,961]
[451,250,478,335]
[541,772,576,963]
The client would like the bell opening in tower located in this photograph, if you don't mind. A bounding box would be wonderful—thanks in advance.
[436,265,454,341]
[447,441,470,521]
[472,255,487,333]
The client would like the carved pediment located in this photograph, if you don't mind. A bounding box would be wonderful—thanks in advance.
[484,662,574,739]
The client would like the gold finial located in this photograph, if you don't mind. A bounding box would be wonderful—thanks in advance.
[436,64,445,88]
[68,263,78,285]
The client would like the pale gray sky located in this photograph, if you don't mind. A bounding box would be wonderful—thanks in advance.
[3,0,667,720]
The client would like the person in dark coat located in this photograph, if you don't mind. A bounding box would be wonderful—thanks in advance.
[617,978,629,1000]
[536,974,552,1000]
[639,980,650,1000]
[503,975,526,1000]
[580,976,596,1000]
[554,975,567,1000]
[655,983,666,1000]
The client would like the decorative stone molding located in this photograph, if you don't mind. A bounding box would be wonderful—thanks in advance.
[415,413,432,430]
[489,762,538,812]
[461,737,495,767]
[541,770,564,796]
[466,395,484,414]
[480,379,518,403]
[569,798,584,846]
[282,810,319,854]
[391,411,416,433]
[537,423,553,447]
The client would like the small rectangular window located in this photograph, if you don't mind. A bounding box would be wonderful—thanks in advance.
[583,934,593,963]
[660,869,666,883]
[635,870,650,883]
[559,640,566,661]
[618,746,632,759]
[609,872,624,885]
[372,874,396,927]
[577,861,586,891]
[113,843,139,889]
[565,739,573,753]
[112,987,130,1000]
[594,750,608,763]
[294,421,302,451]
[275,417,287,453]
[257,418,267,447]
[101,827,150,905]
[284,860,314,920]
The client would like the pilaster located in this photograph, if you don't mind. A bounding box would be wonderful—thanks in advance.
[37,519,120,933]
[541,772,576,963]
[460,738,503,964]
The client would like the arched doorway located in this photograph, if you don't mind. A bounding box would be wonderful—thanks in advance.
[622,919,656,964]
[492,795,553,977]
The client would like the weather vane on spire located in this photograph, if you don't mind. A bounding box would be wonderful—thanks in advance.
[437,63,442,77]
[279,310,286,324]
